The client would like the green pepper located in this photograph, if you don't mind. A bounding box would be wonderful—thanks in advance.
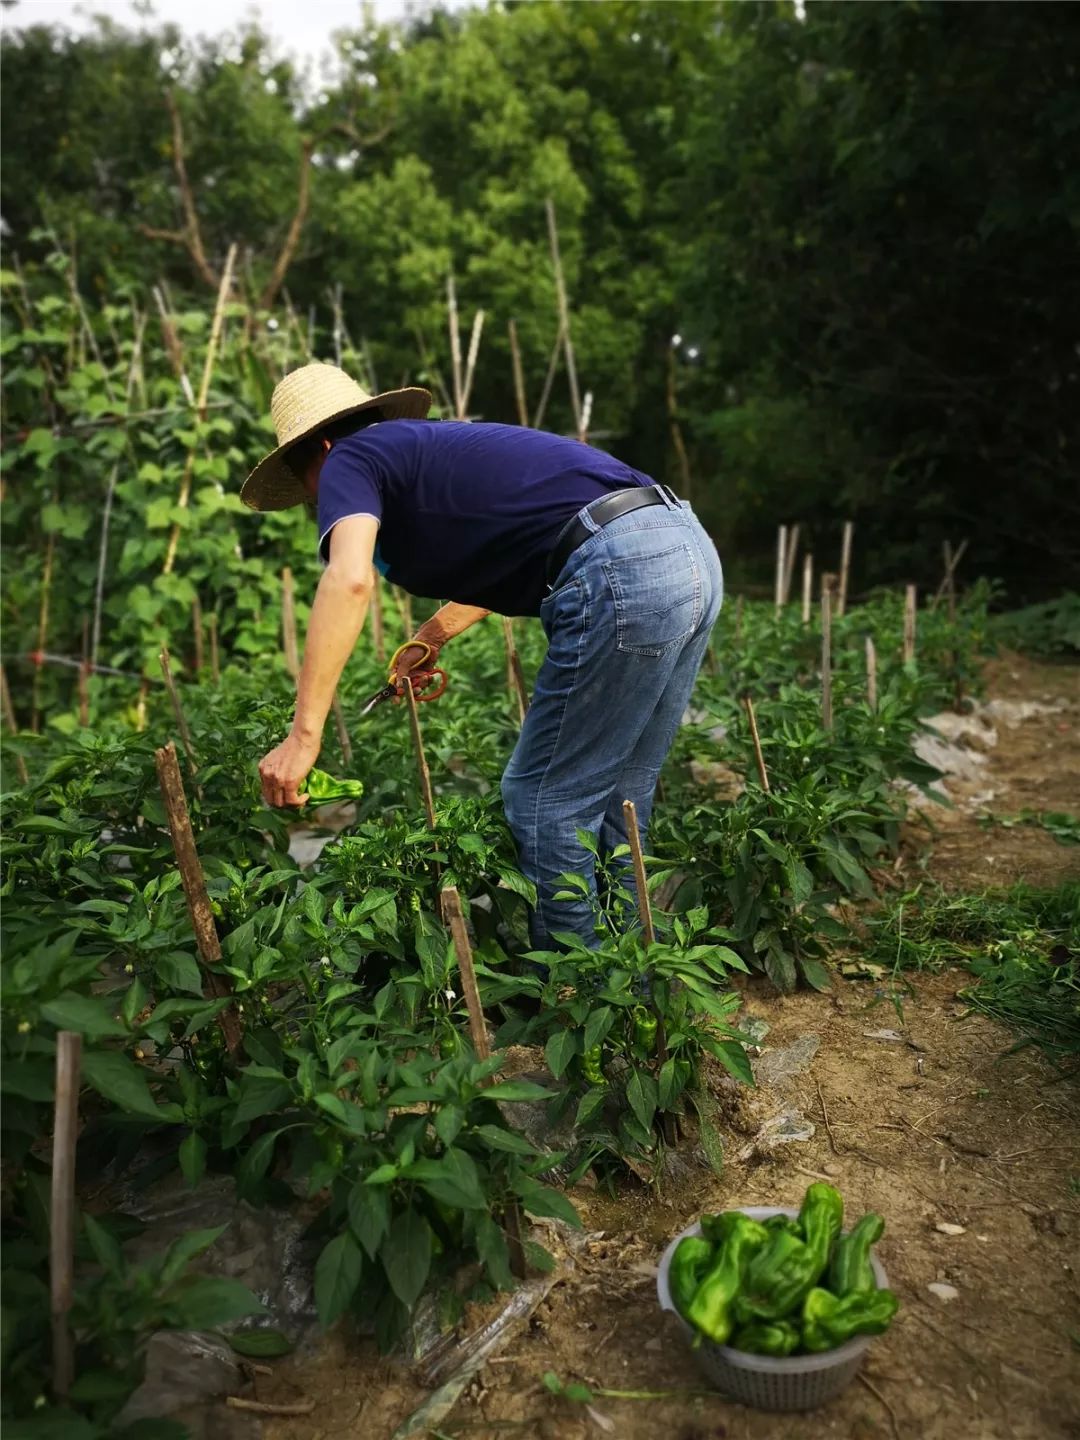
[764,1214,801,1237]
[302,769,365,805]
[699,1210,741,1246]
[581,1044,605,1085]
[685,1214,769,1344]
[801,1285,899,1353]
[731,1319,800,1356]
[736,1185,843,1323]
[632,1005,658,1054]
[828,1212,884,1297]
[798,1183,844,1274]
[668,1235,715,1323]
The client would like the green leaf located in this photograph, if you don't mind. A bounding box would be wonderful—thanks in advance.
[161,1225,227,1286]
[233,1076,292,1125]
[348,1180,390,1258]
[583,1005,614,1051]
[381,1208,432,1307]
[228,1329,293,1358]
[314,1231,363,1326]
[482,1079,554,1102]
[82,1051,182,1122]
[574,1087,607,1128]
[473,1212,513,1291]
[544,1028,577,1080]
[798,956,833,993]
[406,1148,487,1210]
[625,1067,657,1133]
[168,1275,266,1330]
[40,992,126,1038]
[83,1214,124,1275]
[469,1123,537,1155]
[235,1129,282,1197]
[154,950,204,996]
[514,1180,581,1229]
[434,1103,464,1147]
[657,1057,679,1111]
[179,1132,207,1187]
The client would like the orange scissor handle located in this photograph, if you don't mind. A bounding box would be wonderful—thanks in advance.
[387,641,448,704]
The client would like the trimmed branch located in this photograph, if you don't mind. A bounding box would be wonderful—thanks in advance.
[139,91,218,290]
[258,139,314,312]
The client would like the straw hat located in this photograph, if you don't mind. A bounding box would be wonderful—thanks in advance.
[241,363,432,511]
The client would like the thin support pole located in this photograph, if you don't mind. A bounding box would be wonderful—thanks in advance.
[191,594,204,673]
[781,523,800,606]
[508,318,529,427]
[154,742,242,1054]
[50,1030,81,1402]
[331,694,353,767]
[404,681,437,831]
[531,323,563,431]
[743,694,770,794]
[158,646,199,782]
[802,552,813,625]
[544,198,582,434]
[821,578,834,731]
[281,567,300,680]
[207,612,220,684]
[32,532,56,733]
[621,799,654,946]
[774,525,787,616]
[502,617,529,724]
[903,584,917,665]
[447,272,463,419]
[930,538,969,612]
[865,635,878,712]
[1,666,29,783]
[461,308,485,417]
[578,391,593,445]
[837,521,854,618]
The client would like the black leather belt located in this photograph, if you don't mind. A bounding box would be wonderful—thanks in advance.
[546,484,679,586]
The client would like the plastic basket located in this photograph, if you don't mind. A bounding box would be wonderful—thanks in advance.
[656,1207,890,1413]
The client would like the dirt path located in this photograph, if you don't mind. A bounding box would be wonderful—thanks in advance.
[262,655,1080,1440]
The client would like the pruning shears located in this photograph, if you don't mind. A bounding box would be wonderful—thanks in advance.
[361,640,448,716]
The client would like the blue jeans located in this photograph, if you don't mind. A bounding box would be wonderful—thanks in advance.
[501,495,723,949]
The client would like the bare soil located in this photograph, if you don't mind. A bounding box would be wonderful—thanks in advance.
[259,654,1080,1440]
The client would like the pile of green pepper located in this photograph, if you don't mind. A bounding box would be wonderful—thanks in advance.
[668,1183,899,1356]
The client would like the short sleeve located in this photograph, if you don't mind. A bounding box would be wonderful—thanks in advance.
[316,442,383,563]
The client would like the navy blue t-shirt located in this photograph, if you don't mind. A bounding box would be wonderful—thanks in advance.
[316,420,653,616]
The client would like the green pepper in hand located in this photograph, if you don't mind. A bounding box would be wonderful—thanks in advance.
[828,1212,884,1297]
[801,1285,899,1352]
[302,769,365,806]
[668,1235,715,1323]
[731,1319,800,1356]
[685,1214,769,1344]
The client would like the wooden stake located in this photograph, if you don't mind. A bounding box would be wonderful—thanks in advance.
[865,635,878,712]
[447,272,463,418]
[532,323,563,430]
[191,594,204,673]
[1,666,29,783]
[621,799,654,946]
[332,694,353,766]
[743,694,770,794]
[77,617,90,728]
[545,198,582,434]
[461,307,485,417]
[50,1030,81,1402]
[502,617,529,724]
[821,578,834,731]
[163,243,237,575]
[930,537,969,612]
[508,318,529,427]
[781,523,800,606]
[158,646,198,780]
[32,531,56,733]
[837,521,854,618]
[404,680,437,831]
[281,567,300,680]
[774,525,787,616]
[154,742,241,1055]
[903,584,917,665]
[578,390,593,445]
[665,342,692,503]
[371,573,386,664]
[207,612,220,683]
[802,552,813,625]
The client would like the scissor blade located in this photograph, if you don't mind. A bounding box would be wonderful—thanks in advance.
[361,688,390,716]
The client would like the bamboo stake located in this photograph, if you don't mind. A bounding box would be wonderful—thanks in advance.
[743,694,770,794]
[461,308,485,417]
[158,646,198,781]
[1,666,29,783]
[281,567,300,680]
[931,538,969,611]
[774,525,787,616]
[508,318,529,427]
[447,272,463,419]
[821,578,834,731]
[532,323,563,431]
[191,595,204,673]
[903,584,917,665]
[502,617,529,724]
[31,532,56,733]
[802,552,813,625]
[78,618,90,728]
[154,742,242,1055]
[544,198,582,434]
[578,391,593,444]
[332,695,353,767]
[207,612,220,683]
[781,523,800,605]
[50,1030,81,1402]
[153,283,194,405]
[371,573,386,663]
[665,342,692,503]
[865,635,878,712]
[404,680,437,831]
[621,799,655,946]
[837,521,854,618]
[163,243,237,575]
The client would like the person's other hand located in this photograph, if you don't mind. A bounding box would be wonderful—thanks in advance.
[258,732,320,807]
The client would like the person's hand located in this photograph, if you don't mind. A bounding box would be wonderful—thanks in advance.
[258,731,320,808]
[391,637,439,687]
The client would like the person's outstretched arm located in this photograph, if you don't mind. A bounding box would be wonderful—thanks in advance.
[259,514,378,806]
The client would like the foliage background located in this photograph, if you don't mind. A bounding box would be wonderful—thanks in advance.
[2,0,1079,611]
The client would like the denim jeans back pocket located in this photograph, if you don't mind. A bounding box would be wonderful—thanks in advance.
[602,541,702,656]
